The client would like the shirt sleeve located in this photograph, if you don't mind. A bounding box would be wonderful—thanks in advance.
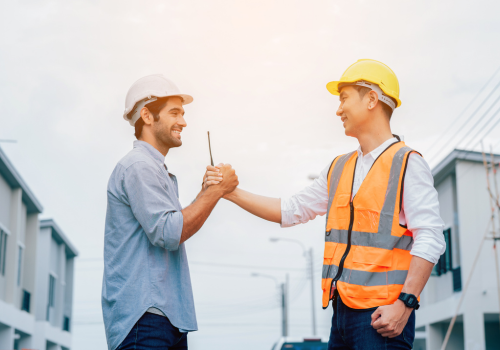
[280,163,331,228]
[403,153,446,264]
[122,162,184,251]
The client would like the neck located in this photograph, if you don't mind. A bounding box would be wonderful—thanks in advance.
[139,135,170,157]
[356,117,394,155]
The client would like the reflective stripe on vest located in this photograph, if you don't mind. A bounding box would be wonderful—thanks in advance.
[321,142,421,310]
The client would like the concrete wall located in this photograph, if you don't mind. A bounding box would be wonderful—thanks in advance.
[455,160,499,350]
[63,258,74,331]
[5,189,22,306]
[0,148,75,350]
[23,213,39,315]
[422,174,457,307]
[0,175,11,228]
[35,227,52,322]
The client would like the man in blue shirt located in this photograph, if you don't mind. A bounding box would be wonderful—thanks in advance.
[102,75,238,350]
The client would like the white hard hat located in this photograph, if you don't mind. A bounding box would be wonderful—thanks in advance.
[123,74,193,126]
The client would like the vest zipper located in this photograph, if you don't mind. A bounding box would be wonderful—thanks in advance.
[329,200,354,302]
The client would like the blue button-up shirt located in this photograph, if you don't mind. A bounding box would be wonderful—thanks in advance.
[102,140,197,350]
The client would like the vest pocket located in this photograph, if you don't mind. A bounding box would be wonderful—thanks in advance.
[352,246,393,268]
[345,283,389,299]
[323,242,338,266]
[343,246,392,299]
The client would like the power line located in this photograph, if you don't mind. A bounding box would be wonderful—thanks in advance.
[423,65,500,158]
[453,105,500,180]
[459,102,500,152]
[427,78,500,163]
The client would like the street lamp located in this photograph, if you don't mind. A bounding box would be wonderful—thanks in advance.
[270,237,317,336]
[251,272,288,337]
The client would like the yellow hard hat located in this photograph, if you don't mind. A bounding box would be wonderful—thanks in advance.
[326,59,401,108]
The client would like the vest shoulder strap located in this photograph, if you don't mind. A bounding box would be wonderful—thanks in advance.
[325,151,357,227]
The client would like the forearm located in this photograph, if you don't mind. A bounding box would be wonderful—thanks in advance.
[401,255,434,296]
[224,188,281,223]
[180,187,222,244]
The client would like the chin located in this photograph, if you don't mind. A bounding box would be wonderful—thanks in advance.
[170,140,182,148]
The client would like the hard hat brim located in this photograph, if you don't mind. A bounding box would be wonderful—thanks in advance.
[122,93,194,124]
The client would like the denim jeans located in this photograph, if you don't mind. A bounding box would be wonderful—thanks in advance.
[117,313,188,350]
[328,296,415,350]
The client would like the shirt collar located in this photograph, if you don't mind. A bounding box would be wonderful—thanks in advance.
[356,137,399,160]
[133,140,166,166]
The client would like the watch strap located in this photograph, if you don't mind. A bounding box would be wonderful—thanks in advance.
[398,292,420,310]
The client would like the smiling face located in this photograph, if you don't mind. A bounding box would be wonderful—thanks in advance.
[150,96,186,149]
[336,85,371,137]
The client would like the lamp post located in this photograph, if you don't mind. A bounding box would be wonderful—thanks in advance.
[251,273,289,337]
[270,238,316,336]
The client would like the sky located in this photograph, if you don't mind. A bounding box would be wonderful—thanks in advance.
[1,0,500,349]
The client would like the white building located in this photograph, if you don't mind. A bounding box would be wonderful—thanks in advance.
[415,149,500,350]
[0,146,78,350]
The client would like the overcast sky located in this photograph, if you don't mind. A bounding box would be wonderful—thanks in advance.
[2,1,500,349]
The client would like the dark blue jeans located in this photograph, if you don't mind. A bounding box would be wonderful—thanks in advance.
[328,296,415,349]
[117,313,188,350]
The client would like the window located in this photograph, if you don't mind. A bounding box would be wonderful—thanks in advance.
[22,290,31,312]
[433,228,453,276]
[0,230,7,276]
[17,246,23,286]
[63,316,70,332]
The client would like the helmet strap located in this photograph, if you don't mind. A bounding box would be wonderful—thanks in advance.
[127,96,158,125]
[345,81,396,111]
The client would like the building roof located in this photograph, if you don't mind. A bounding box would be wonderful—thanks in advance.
[0,145,43,214]
[40,219,79,258]
[432,149,500,186]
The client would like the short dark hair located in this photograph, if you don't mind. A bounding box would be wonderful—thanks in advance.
[352,85,395,120]
[134,97,172,139]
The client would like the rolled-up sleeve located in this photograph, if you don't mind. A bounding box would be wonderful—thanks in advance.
[404,154,446,264]
[122,162,183,251]
[281,164,330,228]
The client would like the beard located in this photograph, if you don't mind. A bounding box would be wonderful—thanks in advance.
[154,123,182,149]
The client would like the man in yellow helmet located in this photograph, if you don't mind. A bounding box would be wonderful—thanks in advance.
[205,59,445,349]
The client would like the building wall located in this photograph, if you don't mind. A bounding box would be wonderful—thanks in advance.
[421,174,456,306]
[0,174,11,228]
[35,227,52,322]
[23,214,39,315]
[0,149,76,350]
[63,257,74,331]
[0,177,13,302]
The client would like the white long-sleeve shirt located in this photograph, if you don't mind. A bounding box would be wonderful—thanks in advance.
[281,137,446,264]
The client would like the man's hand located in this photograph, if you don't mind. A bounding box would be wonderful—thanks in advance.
[203,163,224,190]
[207,164,238,197]
[370,300,412,338]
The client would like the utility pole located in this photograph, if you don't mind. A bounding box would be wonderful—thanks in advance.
[281,273,289,337]
[270,238,317,336]
[251,272,287,338]
[308,248,317,336]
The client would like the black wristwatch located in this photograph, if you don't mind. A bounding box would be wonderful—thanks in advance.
[398,293,420,310]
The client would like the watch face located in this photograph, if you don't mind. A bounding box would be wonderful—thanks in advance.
[408,296,415,305]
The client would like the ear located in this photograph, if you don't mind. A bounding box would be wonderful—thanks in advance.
[367,90,379,111]
[140,107,153,125]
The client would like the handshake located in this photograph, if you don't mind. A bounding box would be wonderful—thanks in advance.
[202,163,239,198]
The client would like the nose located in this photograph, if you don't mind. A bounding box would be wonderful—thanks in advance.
[336,102,344,117]
[178,115,187,128]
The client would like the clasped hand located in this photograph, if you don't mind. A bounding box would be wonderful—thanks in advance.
[203,163,238,196]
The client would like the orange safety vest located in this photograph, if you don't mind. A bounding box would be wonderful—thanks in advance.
[321,141,421,310]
